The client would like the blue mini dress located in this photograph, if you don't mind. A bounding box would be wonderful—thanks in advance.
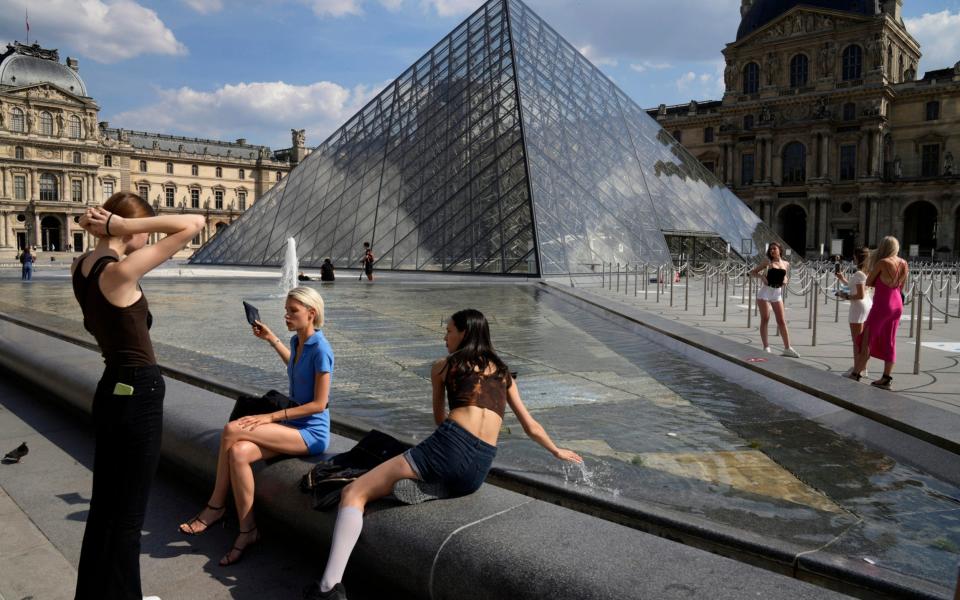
[286,331,333,455]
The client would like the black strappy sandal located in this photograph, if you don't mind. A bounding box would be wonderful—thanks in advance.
[220,526,259,567]
[845,371,862,382]
[179,503,225,535]
[871,375,893,390]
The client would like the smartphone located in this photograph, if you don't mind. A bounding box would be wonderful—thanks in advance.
[834,260,841,274]
[243,301,261,326]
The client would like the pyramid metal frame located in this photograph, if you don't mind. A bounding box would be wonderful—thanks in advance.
[190,0,780,275]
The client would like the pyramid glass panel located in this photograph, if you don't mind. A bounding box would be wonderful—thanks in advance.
[191,0,781,274]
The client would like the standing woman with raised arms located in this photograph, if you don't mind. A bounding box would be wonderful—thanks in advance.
[749,241,801,358]
[71,194,205,600]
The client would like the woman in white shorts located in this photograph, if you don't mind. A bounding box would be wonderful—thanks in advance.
[836,247,873,374]
[750,242,800,357]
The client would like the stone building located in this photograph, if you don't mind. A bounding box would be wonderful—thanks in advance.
[650,0,959,259]
[0,41,298,256]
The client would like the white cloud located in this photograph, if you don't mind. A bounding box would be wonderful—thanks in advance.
[111,79,385,149]
[380,0,404,10]
[182,0,223,14]
[422,0,481,18]
[0,0,186,63]
[305,0,364,17]
[905,10,960,73]
[579,45,618,68]
[674,59,724,99]
[630,60,672,73]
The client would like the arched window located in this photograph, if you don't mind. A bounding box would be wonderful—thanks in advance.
[69,115,82,139]
[782,142,806,184]
[238,168,245,180]
[14,146,23,159]
[215,166,223,178]
[11,107,24,132]
[276,171,282,181]
[789,54,808,88]
[40,173,59,201]
[842,45,862,81]
[73,151,82,164]
[166,162,174,175]
[40,111,54,136]
[743,62,760,94]
[743,114,754,130]
[191,164,198,176]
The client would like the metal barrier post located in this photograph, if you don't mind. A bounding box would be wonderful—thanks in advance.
[684,264,690,311]
[634,264,638,297]
[644,265,649,300]
[669,266,675,307]
[747,276,753,329]
[715,269,720,307]
[703,269,708,316]
[812,280,819,346]
[929,285,934,330]
[914,291,923,375]
[616,262,620,293]
[908,286,915,338]
[656,267,661,303]
[834,275,840,323]
[722,272,729,322]
[601,262,605,288]
[945,282,951,325]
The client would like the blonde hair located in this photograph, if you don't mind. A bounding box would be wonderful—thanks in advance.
[873,236,900,262]
[287,286,325,328]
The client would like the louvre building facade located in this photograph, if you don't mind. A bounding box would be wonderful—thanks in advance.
[192,0,779,275]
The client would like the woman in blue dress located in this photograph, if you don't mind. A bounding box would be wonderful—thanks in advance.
[179,286,333,566]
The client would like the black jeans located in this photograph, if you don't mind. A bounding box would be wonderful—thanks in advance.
[75,365,164,600]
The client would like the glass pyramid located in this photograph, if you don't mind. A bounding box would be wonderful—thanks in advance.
[190,0,779,275]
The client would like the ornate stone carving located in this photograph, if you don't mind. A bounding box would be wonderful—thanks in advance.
[688,100,698,116]
[759,105,773,123]
[292,128,306,147]
[818,42,836,78]
[812,96,829,119]
[764,52,781,85]
[946,151,955,176]
[893,156,902,178]
[724,60,737,90]
[25,110,34,133]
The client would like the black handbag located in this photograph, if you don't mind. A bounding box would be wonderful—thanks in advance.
[229,389,292,422]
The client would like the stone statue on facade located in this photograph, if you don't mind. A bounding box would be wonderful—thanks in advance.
[893,156,902,178]
[946,151,955,176]
[152,140,160,150]
[818,42,836,77]
[55,113,65,136]
[657,104,667,118]
[764,52,780,86]
[760,105,772,122]
[688,100,698,116]
[813,96,829,119]
[292,128,306,148]
[25,110,34,133]
[724,61,736,91]
[0,100,5,129]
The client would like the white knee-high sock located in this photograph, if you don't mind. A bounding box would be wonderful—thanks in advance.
[320,506,363,592]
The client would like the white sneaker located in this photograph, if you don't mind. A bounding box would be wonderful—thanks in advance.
[763,346,772,353]
[781,347,800,358]
[144,596,162,600]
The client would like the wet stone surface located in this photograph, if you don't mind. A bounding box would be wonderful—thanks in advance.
[2,277,959,591]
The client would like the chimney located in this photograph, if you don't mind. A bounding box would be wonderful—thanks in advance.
[235,138,247,145]
[66,57,79,71]
[740,0,753,19]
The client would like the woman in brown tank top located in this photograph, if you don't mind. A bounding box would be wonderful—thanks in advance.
[70,193,205,600]
[304,309,582,600]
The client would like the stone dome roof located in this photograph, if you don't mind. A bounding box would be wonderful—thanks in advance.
[736,0,877,41]
[0,44,88,96]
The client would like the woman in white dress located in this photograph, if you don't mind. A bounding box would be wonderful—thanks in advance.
[836,247,873,373]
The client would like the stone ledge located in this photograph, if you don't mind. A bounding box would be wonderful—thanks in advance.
[0,317,853,600]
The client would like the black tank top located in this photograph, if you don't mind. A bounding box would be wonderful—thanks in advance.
[71,254,156,367]
[766,268,786,288]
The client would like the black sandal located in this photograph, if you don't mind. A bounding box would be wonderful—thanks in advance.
[220,526,259,567]
[179,503,225,535]
[871,375,893,390]
[845,371,862,382]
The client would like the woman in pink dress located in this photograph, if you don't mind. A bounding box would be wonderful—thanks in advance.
[849,236,908,390]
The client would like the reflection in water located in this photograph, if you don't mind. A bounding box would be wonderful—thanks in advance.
[0,277,958,589]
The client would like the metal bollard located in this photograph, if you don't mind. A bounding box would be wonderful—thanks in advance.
[715,269,720,308]
[914,291,923,375]
[644,265,649,300]
[908,287,915,338]
[747,276,753,329]
[634,264,638,297]
[929,286,934,330]
[669,266,675,307]
[812,281,819,346]
[656,267,661,303]
[723,272,729,322]
[684,265,690,311]
[703,269,708,316]
[834,277,840,323]
[616,262,620,293]
[946,283,951,325]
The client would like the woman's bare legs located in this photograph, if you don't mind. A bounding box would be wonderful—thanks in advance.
[853,324,872,375]
[218,423,310,565]
[318,455,418,592]
[848,323,864,364]
[757,300,771,348]
[771,301,791,349]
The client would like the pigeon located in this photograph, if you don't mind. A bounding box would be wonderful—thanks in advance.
[2,442,28,464]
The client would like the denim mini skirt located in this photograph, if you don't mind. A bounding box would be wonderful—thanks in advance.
[404,419,497,497]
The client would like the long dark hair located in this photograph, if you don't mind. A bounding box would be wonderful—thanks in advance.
[446,309,512,387]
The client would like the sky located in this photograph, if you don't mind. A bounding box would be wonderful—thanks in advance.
[1,0,958,150]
